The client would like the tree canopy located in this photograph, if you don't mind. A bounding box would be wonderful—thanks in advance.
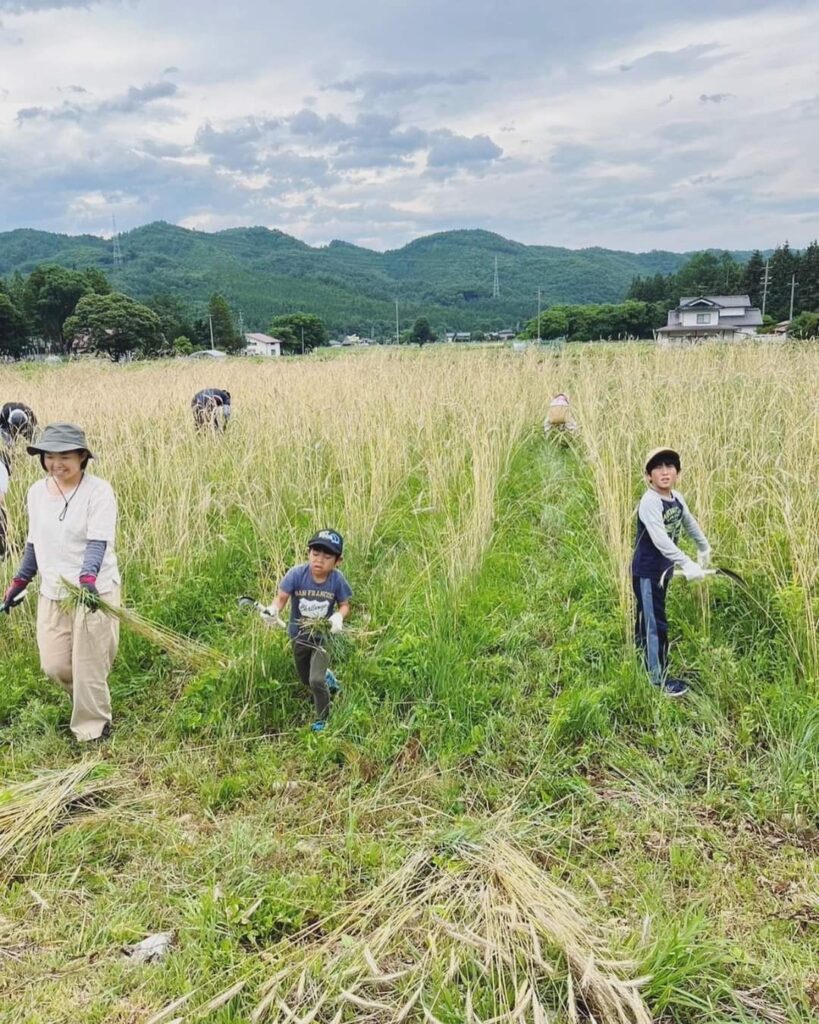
[23,264,110,353]
[268,312,328,352]
[63,292,164,361]
[0,292,28,358]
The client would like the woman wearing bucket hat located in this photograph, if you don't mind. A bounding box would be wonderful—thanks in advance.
[2,423,120,742]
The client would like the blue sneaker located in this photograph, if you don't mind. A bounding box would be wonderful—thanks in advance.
[325,669,341,696]
[310,720,327,733]
[661,678,689,698]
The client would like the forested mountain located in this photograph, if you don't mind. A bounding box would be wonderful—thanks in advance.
[0,222,698,335]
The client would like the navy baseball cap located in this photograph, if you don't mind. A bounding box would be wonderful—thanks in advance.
[307,529,343,556]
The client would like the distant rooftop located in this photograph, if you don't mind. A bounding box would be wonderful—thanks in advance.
[679,295,752,307]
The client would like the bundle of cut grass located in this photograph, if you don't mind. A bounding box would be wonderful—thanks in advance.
[157,829,652,1024]
[60,579,229,673]
[292,615,385,650]
[0,762,120,874]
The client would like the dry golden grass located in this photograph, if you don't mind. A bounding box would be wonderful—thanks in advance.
[570,343,819,673]
[2,343,816,675]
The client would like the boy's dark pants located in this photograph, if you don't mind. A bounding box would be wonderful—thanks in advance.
[632,575,668,686]
[293,640,331,721]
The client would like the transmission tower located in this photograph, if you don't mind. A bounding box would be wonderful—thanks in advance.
[111,215,123,273]
[492,255,500,299]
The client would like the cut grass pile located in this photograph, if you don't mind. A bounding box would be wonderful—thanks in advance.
[0,761,120,874]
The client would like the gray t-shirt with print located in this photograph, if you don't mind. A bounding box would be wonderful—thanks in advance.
[279,563,352,640]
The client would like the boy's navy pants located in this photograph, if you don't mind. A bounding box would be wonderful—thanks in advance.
[632,575,668,686]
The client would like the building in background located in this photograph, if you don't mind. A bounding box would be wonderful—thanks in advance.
[244,332,282,357]
[656,295,763,343]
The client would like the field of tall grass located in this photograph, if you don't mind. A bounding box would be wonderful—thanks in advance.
[0,344,817,1023]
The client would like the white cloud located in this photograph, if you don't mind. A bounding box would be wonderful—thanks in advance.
[0,0,816,250]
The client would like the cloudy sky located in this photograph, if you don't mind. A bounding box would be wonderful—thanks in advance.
[1,0,817,251]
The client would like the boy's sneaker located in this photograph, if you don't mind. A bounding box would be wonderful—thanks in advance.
[310,720,327,733]
[661,678,689,698]
[325,670,341,696]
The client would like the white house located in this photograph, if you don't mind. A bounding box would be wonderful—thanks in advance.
[244,332,282,357]
[656,295,763,343]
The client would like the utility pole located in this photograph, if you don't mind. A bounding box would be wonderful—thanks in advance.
[237,310,244,349]
[208,315,215,350]
[395,300,399,345]
[761,259,770,318]
[301,326,304,355]
[537,288,542,343]
[789,273,797,321]
[111,214,123,274]
[492,256,500,299]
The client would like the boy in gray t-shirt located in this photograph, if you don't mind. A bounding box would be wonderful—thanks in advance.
[262,530,352,732]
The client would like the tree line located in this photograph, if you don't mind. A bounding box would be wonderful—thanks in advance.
[522,245,819,342]
[628,243,819,328]
[4,246,819,358]
[0,263,336,360]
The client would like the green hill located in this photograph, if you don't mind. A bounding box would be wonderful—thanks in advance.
[0,222,707,335]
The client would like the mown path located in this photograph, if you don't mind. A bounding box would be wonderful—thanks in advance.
[1,429,817,1023]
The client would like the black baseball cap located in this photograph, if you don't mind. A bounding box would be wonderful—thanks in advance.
[307,529,343,556]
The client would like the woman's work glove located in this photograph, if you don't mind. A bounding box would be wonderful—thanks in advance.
[329,612,344,634]
[78,574,101,610]
[697,545,712,569]
[2,578,28,614]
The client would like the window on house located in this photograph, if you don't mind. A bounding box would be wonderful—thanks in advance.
[696,313,710,324]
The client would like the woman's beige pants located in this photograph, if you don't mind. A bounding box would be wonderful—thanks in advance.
[36,587,120,742]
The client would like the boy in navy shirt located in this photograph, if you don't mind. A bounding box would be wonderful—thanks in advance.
[262,530,352,731]
[632,447,710,697]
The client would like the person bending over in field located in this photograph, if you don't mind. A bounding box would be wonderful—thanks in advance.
[543,393,578,435]
[261,530,352,733]
[631,446,710,698]
[191,388,231,431]
[2,423,121,742]
[0,403,37,559]
[0,402,38,446]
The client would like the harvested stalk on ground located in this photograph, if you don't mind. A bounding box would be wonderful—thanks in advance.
[0,762,119,874]
[164,825,652,1024]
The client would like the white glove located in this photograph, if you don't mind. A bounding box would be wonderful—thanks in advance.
[697,545,711,569]
[681,560,707,583]
[260,605,284,628]
[329,612,344,634]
